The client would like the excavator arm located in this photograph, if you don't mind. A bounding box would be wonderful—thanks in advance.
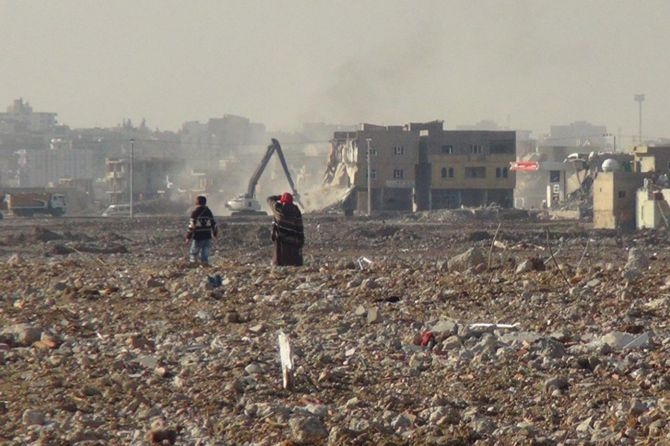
[245,138,300,205]
[226,138,301,213]
[271,139,301,206]
[245,139,278,198]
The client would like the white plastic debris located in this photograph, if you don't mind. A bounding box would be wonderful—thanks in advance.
[357,256,373,270]
[278,330,293,390]
[469,323,520,329]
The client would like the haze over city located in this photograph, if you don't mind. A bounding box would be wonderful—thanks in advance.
[2,0,668,142]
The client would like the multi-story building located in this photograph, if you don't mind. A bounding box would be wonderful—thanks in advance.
[0,98,58,132]
[20,142,97,187]
[105,157,185,204]
[179,114,266,171]
[425,127,516,209]
[329,123,421,213]
[545,121,608,148]
[326,121,516,213]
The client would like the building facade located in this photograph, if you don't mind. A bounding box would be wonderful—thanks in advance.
[105,157,184,204]
[0,98,58,132]
[426,128,516,209]
[593,171,643,230]
[327,121,516,213]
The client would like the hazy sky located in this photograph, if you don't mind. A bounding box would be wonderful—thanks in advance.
[2,0,669,142]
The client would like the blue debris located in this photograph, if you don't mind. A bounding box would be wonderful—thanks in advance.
[207,274,223,288]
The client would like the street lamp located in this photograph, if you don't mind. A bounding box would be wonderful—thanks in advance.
[129,138,134,218]
[634,94,645,144]
[365,138,372,216]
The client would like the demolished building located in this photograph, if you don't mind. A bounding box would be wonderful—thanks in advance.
[323,121,516,214]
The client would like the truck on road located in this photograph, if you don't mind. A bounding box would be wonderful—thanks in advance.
[3,191,67,217]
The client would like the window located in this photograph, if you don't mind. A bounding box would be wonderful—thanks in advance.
[618,191,626,198]
[441,167,454,179]
[495,167,509,178]
[366,169,377,179]
[394,145,405,155]
[393,169,404,179]
[490,141,515,154]
[441,145,454,154]
[469,144,483,154]
[465,167,486,178]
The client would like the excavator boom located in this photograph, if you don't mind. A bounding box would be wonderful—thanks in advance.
[226,138,301,214]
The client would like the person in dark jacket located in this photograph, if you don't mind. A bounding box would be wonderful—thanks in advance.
[267,192,304,266]
[185,195,218,264]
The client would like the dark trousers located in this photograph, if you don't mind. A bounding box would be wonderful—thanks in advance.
[273,241,303,266]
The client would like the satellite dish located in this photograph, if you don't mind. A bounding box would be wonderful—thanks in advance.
[601,158,621,172]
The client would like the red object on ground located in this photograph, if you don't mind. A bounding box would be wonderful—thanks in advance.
[420,331,435,347]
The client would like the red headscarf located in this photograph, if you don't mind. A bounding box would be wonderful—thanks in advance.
[279,192,293,205]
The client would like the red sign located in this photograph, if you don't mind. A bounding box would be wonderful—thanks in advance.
[509,161,539,172]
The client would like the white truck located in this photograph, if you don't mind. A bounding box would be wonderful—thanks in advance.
[4,191,67,217]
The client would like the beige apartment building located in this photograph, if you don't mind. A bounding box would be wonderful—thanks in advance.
[425,128,516,209]
[327,121,516,213]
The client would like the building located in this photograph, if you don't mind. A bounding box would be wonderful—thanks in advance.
[630,145,670,229]
[425,127,516,209]
[326,121,516,213]
[592,145,670,230]
[636,184,670,230]
[632,145,670,174]
[329,123,420,213]
[0,98,58,133]
[593,170,643,230]
[18,143,97,188]
[105,157,185,204]
[179,114,266,171]
[545,121,608,148]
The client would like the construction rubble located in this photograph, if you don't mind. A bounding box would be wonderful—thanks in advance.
[1,212,670,445]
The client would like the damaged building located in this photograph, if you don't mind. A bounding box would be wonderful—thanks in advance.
[324,121,516,214]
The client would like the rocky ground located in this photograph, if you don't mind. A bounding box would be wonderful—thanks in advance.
[1,209,670,445]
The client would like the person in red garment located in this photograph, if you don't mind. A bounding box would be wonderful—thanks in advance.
[267,192,304,266]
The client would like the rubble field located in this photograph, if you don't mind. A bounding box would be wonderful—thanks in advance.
[1,211,670,445]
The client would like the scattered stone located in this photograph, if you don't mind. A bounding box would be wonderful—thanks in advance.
[1,215,670,445]
[448,247,485,272]
[289,416,329,444]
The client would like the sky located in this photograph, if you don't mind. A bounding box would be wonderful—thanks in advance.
[1,0,669,144]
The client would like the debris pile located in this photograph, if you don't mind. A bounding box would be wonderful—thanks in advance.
[1,214,670,444]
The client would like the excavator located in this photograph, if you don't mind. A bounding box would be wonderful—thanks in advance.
[225,138,301,215]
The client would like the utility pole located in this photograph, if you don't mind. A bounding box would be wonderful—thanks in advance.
[129,138,134,218]
[634,94,645,144]
[366,138,372,216]
[603,133,617,152]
